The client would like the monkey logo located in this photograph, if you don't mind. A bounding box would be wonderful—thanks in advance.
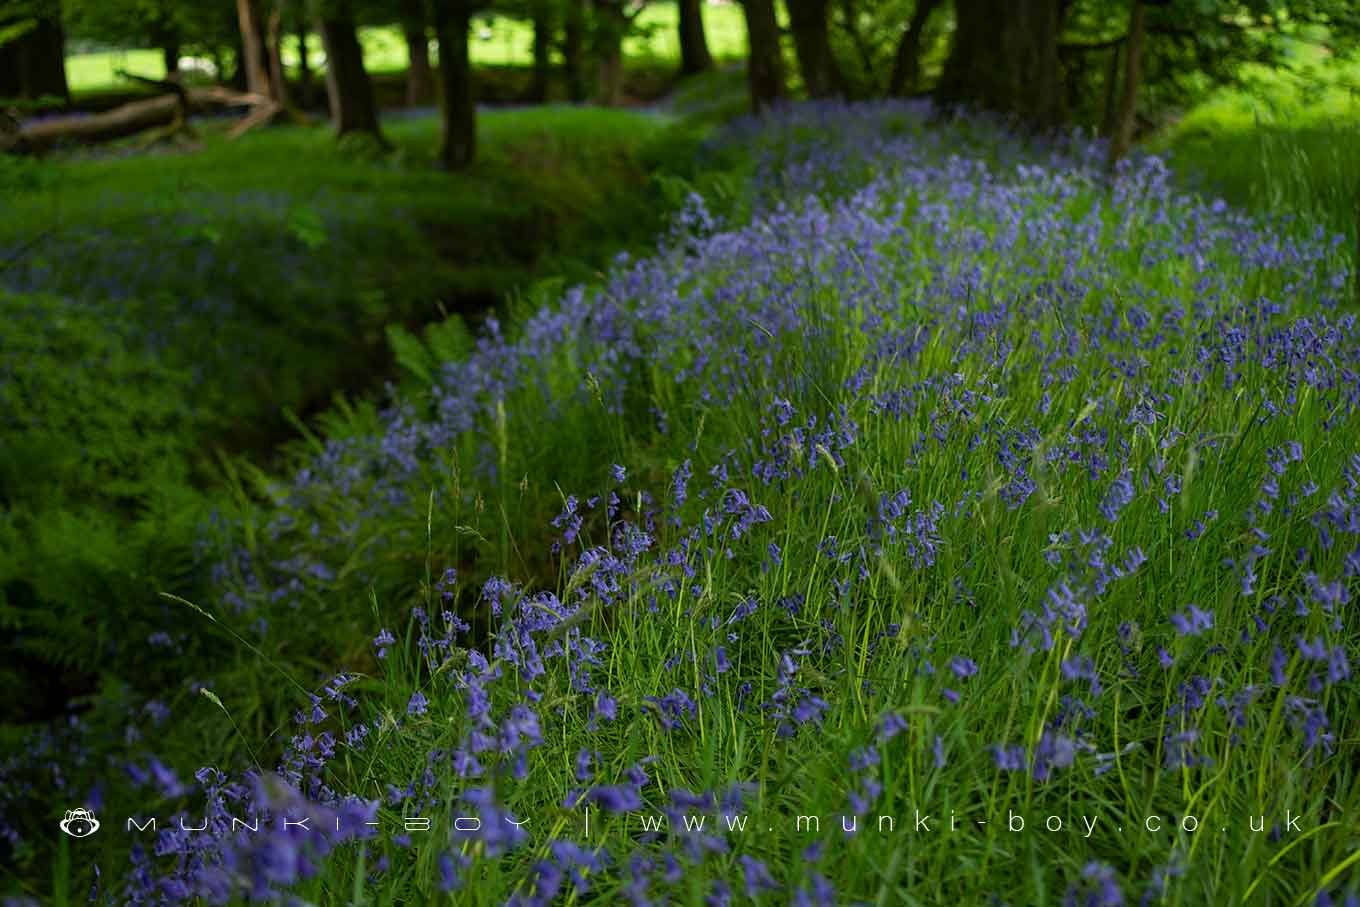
[59,808,100,838]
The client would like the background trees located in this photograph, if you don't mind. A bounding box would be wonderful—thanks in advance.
[4,0,1359,164]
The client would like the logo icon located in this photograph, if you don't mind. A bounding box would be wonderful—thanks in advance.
[59,808,100,838]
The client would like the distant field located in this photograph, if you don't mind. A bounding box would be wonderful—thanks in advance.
[63,1,749,94]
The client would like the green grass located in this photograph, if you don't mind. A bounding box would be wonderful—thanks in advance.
[0,102,724,732]
[62,2,750,94]
[1157,35,1360,272]
[52,104,1353,905]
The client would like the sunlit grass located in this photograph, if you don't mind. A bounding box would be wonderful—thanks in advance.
[1159,37,1360,275]
[62,2,749,94]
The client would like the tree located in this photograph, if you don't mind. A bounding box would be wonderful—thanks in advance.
[739,0,785,112]
[936,0,1063,128]
[235,0,273,95]
[528,0,553,101]
[562,0,588,101]
[1105,0,1145,170]
[432,0,475,167]
[1058,1,1360,130]
[787,0,843,97]
[887,0,943,95]
[676,0,712,75]
[400,0,433,105]
[0,0,70,103]
[592,0,630,105]
[314,0,384,141]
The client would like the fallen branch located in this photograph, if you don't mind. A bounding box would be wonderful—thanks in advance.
[1,84,284,155]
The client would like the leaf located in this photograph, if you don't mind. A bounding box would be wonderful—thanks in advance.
[386,323,433,384]
[287,206,327,252]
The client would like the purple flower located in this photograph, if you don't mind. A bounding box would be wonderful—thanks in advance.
[949,656,978,678]
[1169,604,1214,637]
[993,744,1027,772]
[373,628,396,659]
[739,855,780,896]
[582,784,642,813]
[1065,861,1124,907]
[406,691,429,716]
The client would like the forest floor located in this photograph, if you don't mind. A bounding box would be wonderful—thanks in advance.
[2,50,1358,905]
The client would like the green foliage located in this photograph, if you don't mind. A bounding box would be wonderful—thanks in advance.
[387,315,474,385]
[1061,0,1360,126]
[0,104,722,733]
[1158,64,1360,275]
[0,291,209,717]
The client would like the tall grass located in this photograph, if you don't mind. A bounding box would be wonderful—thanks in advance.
[14,103,1352,907]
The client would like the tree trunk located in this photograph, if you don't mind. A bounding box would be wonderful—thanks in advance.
[528,0,552,102]
[593,0,627,106]
[888,0,942,96]
[1105,0,1144,171]
[787,0,842,98]
[405,25,433,105]
[1098,41,1121,137]
[433,0,475,168]
[235,0,273,97]
[296,23,314,106]
[838,0,876,90]
[677,0,713,76]
[739,0,785,113]
[562,0,588,102]
[0,11,70,102]
[316,1,385,142]
[401,0,433,106]
[228,35,249,90]
[162,40,181,78]
[936,0,1063,129]
[267,8,292,107]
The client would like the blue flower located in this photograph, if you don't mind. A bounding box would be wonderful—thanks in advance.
[1169,604,1214,637]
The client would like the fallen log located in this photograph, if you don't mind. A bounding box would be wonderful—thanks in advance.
[1,84,280,155]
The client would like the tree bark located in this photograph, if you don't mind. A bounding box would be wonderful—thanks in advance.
[0,11,70,103]
[739,0,785,113]
[677,0,713,76]
[402,0,434,106]
[405,26,433,105]
[432,0,475,168]
[1098,41,1121,137]
[593,0,628,106]
[161,40,181,77]
[235,0,273,97]
[161,44,180,77]
[838,0,876,90]
[228,34,249,90]
[887,0,942,96]
[528,0,552,102]
[787,0,842,98]
[936,0,1063,129]
[296,22,314,106]
[267,7,293,107]
[562,0,588,102]
[316,1,385,142]
[1105,0,1144,171]
[3,86,268,154]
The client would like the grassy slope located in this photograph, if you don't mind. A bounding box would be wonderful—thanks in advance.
[1156,37,1360,268]
[32,104,1352,906]
[0,104,715,738]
